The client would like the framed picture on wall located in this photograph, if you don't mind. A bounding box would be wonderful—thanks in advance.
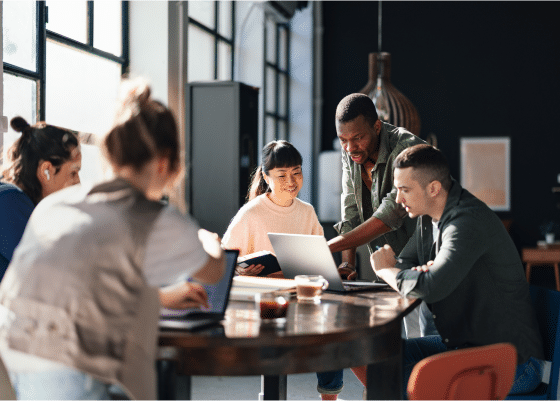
[460,137,510,211]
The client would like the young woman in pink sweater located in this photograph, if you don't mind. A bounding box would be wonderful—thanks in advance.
[222,140,323,276]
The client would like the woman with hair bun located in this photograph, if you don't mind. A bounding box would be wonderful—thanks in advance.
[0,117,81,280]
[0,78,225,400]
[222,140,323,276]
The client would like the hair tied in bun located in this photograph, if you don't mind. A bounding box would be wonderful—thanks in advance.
[10,116,31,133]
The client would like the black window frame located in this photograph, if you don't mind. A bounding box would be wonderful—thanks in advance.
[263,15,290,141]
[2,1,129,122]
[187,1,235,81]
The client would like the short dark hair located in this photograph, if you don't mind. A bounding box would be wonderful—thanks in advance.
[335,93,379,128]
[3,116,79,205]
[247,140,302,201]
[394,144,452,191]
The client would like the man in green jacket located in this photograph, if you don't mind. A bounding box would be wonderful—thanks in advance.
[328,93,424,279]
[317,94,428,399]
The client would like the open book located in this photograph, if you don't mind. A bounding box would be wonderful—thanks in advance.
[230,275,296,301]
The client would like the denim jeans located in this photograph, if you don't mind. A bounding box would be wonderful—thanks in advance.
[9,366,113,400]
[316,370,344,394]
[404,335,544,399]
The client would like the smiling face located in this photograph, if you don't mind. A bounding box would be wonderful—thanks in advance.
[336,114,381,165]
[394,167,431,219]
[264,165,303,206]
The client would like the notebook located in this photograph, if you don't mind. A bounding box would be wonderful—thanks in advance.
[159,249,239,330]
[268,233,388,293]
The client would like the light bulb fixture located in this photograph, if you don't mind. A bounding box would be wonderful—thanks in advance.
[359,2,422,137]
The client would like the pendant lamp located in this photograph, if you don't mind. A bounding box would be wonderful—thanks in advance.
[359,2,421,136]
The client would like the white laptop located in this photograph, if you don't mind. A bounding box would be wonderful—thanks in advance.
[268,233,388,293]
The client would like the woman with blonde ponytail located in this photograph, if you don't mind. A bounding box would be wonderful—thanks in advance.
[223,140,323,276]
[0,78,225,400]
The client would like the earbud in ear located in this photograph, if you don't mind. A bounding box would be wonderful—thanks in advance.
[44,170,50,180]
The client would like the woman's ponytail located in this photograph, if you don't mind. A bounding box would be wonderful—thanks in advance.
[247,166,268,201]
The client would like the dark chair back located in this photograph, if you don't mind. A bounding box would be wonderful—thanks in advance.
[507,285,560,400]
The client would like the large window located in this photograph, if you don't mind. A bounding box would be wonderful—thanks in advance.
[187,1,234,82]
[263,15,290,143]
[2,1,127,186]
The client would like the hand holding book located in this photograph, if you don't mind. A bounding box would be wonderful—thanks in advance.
[236,251,281,277]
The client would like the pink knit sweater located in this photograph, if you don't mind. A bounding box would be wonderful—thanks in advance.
[222,194,324,257]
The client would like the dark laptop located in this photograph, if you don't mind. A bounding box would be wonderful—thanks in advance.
[159,249,239,330]
[268,233,388,293]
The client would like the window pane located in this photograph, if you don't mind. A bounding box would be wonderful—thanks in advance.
[2,74,37,165]
[46,40,121,135]
[265,116,276,143]
[266,19,276,64]
[80,143,108,188]
[279,27,288,72]
[279,73,287,116]
[46,1,88,43]
[218,41,232,80]
[2,1,37,71]
[188,1,215,28]
[266,67,276,113]
[278,119,287,140]
[218,1,232,40]
[188,24,214,82]
[94,1,122,56]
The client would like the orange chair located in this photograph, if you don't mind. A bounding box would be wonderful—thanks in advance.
[407,343,517,400]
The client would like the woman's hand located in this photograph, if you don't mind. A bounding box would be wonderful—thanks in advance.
[235,264,265,276]
[159,281,209,310]
[198,229,223,259]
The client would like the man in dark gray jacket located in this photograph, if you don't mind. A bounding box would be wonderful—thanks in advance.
[372,144,544,395]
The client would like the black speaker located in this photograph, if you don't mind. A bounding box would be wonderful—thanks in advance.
[186,81,259,236]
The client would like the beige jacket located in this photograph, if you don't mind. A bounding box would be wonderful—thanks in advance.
[0,179,164,400]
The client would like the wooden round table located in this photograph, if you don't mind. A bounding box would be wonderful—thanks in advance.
[158,289,419,400]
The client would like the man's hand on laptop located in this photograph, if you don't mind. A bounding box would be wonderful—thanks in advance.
[338,262,357,280]
[159,281,209,310]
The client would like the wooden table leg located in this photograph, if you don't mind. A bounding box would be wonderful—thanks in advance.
[365,351,402,399]
[365,324,403,400]
[157,359,184,400]
[261,374,287,400]
[526,263,532,284]
[554,263,560,291]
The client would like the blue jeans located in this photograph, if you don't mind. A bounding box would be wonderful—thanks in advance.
[9,366,113,400]
[404,335,544,399]
[317,370,344,394]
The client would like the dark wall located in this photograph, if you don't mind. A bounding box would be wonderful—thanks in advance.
[321,1,560,249]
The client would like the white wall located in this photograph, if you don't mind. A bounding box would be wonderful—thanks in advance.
[128,1,169,104]
[289,6,313,203]
[129,0,313,205]
[233,2,315,204]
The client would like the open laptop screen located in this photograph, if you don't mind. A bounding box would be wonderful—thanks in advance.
[160,249,238,317]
